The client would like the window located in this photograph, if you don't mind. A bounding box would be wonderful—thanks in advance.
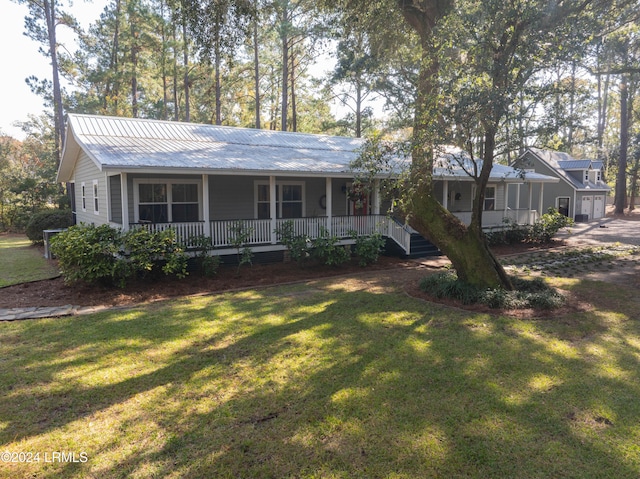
[255,181,304,219]
[584,170,589,183]
[135,180,199,223]
[93,180,99,214]
[282,184,303,218]
[256,184,271,219]
[81,182,86,211]
[171,183,199,222]
[484,186,495,211]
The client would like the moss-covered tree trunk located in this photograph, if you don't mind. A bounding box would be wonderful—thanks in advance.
[400,0,512,290]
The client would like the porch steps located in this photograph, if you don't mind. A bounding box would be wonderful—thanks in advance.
[408,233,441,258]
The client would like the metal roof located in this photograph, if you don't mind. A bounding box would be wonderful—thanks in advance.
[433,146,558,183]
[57,115,558,185]
[524,148,610,192]
[60,114,364,178]
[557,160,592,170]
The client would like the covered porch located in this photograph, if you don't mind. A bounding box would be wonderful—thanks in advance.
[111,172,413,255]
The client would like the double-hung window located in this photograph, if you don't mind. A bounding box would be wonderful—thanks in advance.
[135,180,199,223]
[255,181,304,219]
[93,180,99,214]
[484,186,496,211]
[81,182,87,212]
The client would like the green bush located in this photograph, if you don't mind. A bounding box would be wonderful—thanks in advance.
[49,224,123,285]
[190,234,220,277]
[487,208,574,246]
[25,209,73,244]
[530,207,574,243]
[122,228,188,280]
[312,226,351,266]
[353,231,386,266]
[50,224,188,286]
[275,220,312,265]
[228,221,254,272]
[419,271,565,309]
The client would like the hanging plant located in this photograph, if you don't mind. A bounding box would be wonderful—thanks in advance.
[347,183,369,208]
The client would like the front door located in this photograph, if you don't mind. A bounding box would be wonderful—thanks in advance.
[557,197,570,217]
[353,197,368,216]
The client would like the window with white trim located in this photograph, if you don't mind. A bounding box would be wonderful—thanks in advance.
[484,186,496,211]
[135,180,200,223]
[255,181,304,219]
[93,180,99,214]
[81,182,87,212]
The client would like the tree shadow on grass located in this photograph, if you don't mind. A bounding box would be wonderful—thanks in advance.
[2,276,640,478]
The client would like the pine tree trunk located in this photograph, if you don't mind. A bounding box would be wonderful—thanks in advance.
[253,6,261,129]
[182,18,190,122]
[280,1,289,131]
[615,81,628,214]
[43,0,64,165]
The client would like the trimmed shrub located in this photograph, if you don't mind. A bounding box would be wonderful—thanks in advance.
[50,224,188,286]
[353,232,386,267]
[529,207,574,243]
[49,224,123,285]
[487,208,574,246]
[25,209,73,244]
[121,228,188,280]
[312,226,351,266]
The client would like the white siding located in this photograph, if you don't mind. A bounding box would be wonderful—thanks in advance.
[73,152,109,225]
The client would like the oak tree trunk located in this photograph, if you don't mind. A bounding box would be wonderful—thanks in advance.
[400,0,512,290]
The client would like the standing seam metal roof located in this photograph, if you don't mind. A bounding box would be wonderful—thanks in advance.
[526,148,610,191]
[60,115,560,184]
[66,114,366,174]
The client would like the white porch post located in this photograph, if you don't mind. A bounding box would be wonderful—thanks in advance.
[538,183,545,220]
[528,183,533,218]
[270,175,277,244]
[120,173,129,230]
[442,180,449,210]
[372,179,381,215]
[503,183,508,216]
[516,184,521,211]
[202,174,211,238]
[326,177,333,235]
[105,173,111,224]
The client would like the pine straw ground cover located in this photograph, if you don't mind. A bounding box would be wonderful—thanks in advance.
[1,269,640,478]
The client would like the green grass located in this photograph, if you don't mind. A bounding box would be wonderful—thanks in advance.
[1,276,640,478]
[0,234,60,287]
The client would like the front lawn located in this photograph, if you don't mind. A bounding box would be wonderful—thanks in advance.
[1,274,639,478]
[0,234,60,287]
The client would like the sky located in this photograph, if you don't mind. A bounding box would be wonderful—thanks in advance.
[0,0,106,140]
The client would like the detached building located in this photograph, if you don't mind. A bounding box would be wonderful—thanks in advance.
[512,148,610,222]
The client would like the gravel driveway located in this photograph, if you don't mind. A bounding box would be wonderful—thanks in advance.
[557,216,640,247]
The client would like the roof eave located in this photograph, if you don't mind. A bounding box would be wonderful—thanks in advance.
[103,165,392,179]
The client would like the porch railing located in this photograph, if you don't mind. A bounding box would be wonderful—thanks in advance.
[453,209,540,228]
[131,215,412,253]
[130,221,205,248]
[211,219,272,247]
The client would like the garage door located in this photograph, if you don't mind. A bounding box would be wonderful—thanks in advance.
[593,196,604,219]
